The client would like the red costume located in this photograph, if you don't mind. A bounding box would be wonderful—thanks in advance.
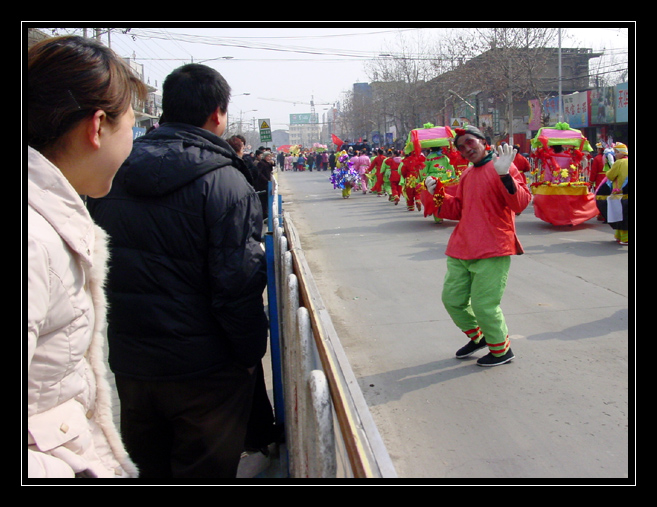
[589,152,607,190]
[513,152,531,185]
[400,154,424,211]
[367,153,386,194]
[423,157,531,259]
[387,156,402,203]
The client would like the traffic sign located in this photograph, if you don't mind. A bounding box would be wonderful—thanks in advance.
[450,117,469,128]
[259,118,272,143]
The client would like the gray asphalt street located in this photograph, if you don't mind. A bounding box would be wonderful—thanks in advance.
[277,169,631,481]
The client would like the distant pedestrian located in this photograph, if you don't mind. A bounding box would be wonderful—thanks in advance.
[297,152,306,171]
[329,150,336,171]
[255,151,274,219]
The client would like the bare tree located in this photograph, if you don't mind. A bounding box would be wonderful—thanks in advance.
[361,30,450,145]
[435,27,560,143]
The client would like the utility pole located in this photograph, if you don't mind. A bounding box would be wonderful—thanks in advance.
[558,28,563,122]
[508,56,514,146]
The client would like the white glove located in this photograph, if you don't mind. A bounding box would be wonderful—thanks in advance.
[492,144,517,175]
[425,176,437,194]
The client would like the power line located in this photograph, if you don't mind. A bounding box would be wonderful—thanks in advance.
[128,28,388,60]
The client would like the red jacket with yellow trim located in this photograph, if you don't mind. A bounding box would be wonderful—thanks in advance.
[438,160,531,260]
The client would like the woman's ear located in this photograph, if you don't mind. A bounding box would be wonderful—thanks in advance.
[87,110,107,150]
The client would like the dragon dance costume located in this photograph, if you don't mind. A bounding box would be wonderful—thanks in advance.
[422,147,461,222]
[529,124,598,226]
[401,123,466,216]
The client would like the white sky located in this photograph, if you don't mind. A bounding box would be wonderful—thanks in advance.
[33,23,632,132]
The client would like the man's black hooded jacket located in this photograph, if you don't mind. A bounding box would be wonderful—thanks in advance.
[88,123,268,380]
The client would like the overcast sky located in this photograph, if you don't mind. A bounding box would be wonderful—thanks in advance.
[32,23,631,133]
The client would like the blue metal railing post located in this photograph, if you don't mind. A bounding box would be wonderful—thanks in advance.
[266,180,284,426]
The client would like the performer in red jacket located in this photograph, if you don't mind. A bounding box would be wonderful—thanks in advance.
[423,127,531,366]
[589,143,610,191]
[400,152,424,211]
[512,145,531,185]
[367,149,387,195]
[386,150,402,204]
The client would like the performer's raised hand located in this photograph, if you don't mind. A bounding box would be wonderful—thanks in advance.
[492,144,517,176]
[425,176,437,194]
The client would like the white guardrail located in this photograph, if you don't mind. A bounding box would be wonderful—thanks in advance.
[264,177,397,479]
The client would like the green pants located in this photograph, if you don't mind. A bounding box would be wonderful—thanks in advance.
[614,229,628,243]
[442,256,511,356]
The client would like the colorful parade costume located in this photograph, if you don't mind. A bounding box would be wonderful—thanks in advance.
[383,153,402,204]
[595,143,629,244]
[513,150,531,185]
[590,143,614,191]
[382,155,393,197]
[402,123,466,216]
[422,148,459,183]
[389,154,401,205]
[367,151,387,195]
[529,123,598,226]
[422,147,462,222]
[349,152,360,192]
[399,152,425,211]
[356,151,371,193]
[423,127,531,366]
[330,151,359,198]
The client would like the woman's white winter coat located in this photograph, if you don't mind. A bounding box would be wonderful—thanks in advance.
[26,146,137,478]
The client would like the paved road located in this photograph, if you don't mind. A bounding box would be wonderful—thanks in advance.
[277,169,630,481]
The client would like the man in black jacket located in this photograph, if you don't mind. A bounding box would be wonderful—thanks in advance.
[254,151,274,220]
[88,64,269,479]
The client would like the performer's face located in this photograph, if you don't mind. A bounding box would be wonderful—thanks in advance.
[456,134,487,164]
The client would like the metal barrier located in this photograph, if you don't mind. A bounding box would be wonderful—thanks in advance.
[265,177,397,479]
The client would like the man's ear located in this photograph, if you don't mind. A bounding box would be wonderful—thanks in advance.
[203,106,227,136]
[210,107,220,124]
[211,107,226,127]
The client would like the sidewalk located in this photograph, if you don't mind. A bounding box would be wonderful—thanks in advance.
[236,341,287,478]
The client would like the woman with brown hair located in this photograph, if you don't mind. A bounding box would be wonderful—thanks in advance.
[27,35,147,478]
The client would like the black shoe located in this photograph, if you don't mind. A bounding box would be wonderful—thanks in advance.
[455,338,488,358]
[243,445,270,457]
[476,348,515,367]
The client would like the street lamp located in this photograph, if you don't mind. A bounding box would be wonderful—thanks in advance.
[448,89,479,130]
[448,89,476,111]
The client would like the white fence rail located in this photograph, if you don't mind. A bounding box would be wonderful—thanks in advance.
[265,178,396,479]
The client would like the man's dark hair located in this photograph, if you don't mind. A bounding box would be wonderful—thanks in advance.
[162,63,231,127]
